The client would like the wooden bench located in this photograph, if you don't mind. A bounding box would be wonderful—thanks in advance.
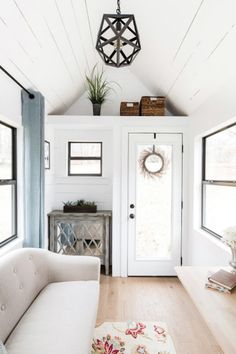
[176,266,236,354]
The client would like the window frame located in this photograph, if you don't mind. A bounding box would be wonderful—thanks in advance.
[68,141,103,177]
[0,120,17,247]
[201,122,236,239]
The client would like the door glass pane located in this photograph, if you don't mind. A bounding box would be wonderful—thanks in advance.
[70,143,101,157]
[70,160,101,175]
[205,125,236,181]
[203,184,236,237]
[0,124,12,179]
[136,144,172,259]
[0,184,15,243]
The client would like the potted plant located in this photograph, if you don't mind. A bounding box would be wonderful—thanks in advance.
[63,199,97,213]
[86,65,114,116]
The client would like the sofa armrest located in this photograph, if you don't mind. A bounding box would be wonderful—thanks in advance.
[47,252,100,283]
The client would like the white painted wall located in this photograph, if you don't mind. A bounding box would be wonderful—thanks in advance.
[65,67,172,116]
[188,74,236,266]
[0,71,21,125]
[45,119,114,209]
[52,128,113,211]
[0,71,21,126]
[45,116,189,276]
[46,94,236,273]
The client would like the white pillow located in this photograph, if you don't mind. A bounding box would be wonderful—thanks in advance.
[0,341,7,354]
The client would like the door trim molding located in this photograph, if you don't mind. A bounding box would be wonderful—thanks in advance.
[120,126,188,277]
[127,133,183,276]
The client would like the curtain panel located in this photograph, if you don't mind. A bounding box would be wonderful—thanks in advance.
[22,90,45,248]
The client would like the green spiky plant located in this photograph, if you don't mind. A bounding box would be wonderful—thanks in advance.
[86,65,114,105]
[63,200,96,207]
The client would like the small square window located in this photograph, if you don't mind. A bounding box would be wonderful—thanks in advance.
[68,142,102,176]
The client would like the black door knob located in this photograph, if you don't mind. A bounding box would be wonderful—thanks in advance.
[130,204,135,209]
[129,214,135,219]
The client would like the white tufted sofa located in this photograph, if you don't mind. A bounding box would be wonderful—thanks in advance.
[0,248,100,354]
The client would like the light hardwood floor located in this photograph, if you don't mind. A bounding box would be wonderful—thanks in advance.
[97,275,224,354]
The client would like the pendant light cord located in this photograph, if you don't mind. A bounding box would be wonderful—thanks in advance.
[116,0,121,14]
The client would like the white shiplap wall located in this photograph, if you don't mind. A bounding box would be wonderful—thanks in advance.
[49,127,113,212]
[45,115,189,276]
[187,75,236,266]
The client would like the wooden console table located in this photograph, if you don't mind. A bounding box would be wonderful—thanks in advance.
[176,266,236,354]
[48,210,112,275]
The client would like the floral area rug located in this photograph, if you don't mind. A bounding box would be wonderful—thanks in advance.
[91,321,177,354]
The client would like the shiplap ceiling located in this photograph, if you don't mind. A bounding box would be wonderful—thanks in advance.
[0,0,236,115]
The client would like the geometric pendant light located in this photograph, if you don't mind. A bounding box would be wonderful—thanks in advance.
[96,0,141,68]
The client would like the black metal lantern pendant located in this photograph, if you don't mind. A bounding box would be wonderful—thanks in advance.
[96,0,141,68]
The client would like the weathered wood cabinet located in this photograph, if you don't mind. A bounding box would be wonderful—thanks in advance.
[48,210,112,275]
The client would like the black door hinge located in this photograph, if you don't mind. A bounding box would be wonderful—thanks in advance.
[180,256,183,266]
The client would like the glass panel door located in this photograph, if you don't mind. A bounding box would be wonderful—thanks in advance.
[128,133,182,276]
[136,144,172,260]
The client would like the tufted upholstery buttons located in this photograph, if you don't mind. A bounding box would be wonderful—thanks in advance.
[0,249,50,343]
[1,304,6,311]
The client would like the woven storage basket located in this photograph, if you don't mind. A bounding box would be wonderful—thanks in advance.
[120,102,140,116]
[140,96,166,116]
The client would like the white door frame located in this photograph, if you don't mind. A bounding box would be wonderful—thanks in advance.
[128,133,182,276]
[118,125,188,277]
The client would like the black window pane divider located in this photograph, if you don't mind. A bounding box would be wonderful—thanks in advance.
[68,142,103,176]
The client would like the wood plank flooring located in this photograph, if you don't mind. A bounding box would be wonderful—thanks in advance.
[97,275,224,354]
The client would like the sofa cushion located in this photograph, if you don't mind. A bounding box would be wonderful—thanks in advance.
[0,249,48,342]
[5,281,99,354]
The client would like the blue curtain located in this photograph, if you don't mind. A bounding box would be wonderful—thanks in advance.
[22,90,45,248]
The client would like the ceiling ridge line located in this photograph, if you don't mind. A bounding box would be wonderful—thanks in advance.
[54,0,84,80]
[44,18,78,87]
[173,0,205,62]
[70,0,90,71]
[12,0,42,48]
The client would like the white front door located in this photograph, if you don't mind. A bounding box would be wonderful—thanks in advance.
[128,133,182,276]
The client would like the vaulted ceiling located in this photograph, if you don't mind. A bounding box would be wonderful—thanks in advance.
[0,0,236,115]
